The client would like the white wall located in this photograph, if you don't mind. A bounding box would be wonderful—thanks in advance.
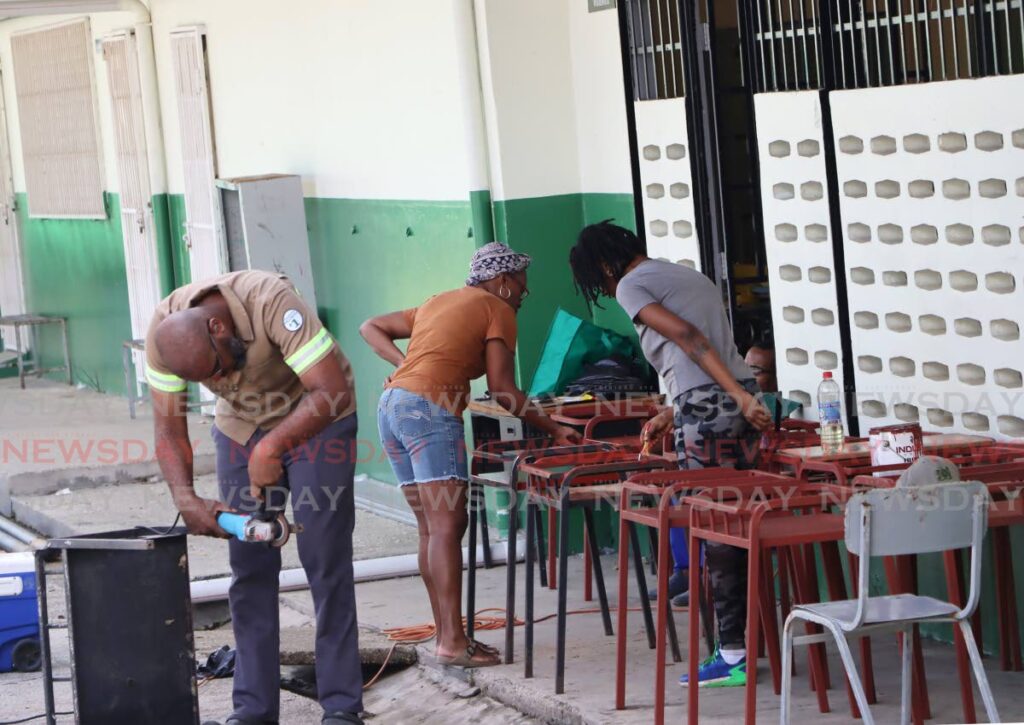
[474,0,581,201]
[150,0,484,201]
[567,2,632,195]
[475,0,633,202]
[0,0,634,206]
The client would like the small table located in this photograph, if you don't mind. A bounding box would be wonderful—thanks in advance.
[0,314,71,389]
[518,451,670,693]
[776,432,996,485]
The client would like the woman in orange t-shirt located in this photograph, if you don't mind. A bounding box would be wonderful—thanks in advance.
[361,243,580,667]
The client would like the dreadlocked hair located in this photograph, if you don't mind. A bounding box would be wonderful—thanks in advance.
[569,220,645,311]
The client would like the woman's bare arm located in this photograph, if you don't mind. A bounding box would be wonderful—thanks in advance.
[359,311,413,367]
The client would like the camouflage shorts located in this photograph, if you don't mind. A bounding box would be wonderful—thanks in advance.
[673,379,761,471]
[674,379,759,648]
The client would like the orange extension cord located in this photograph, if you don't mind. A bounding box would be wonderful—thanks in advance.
[368,604,677,689]
[201,605,676,693]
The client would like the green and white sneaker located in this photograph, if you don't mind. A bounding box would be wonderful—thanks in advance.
[679,646,747,688]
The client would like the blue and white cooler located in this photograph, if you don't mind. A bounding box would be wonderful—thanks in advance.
[0,552,40,672]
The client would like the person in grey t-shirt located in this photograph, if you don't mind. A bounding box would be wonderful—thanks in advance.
[570,221,771,688]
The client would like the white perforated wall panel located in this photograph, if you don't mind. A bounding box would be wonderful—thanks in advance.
[832,76,1024,439]
[634,99,701,271]
[755,91,846,420]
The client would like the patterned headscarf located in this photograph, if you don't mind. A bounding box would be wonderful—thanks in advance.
[466,242,533,286]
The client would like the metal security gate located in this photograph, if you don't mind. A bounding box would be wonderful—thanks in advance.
[744,0,1024,437]
[170,26,226,284]
[102,31,161,385]
[0,68,26,352]
[619,1,1024,437]
[744,0,1024,92]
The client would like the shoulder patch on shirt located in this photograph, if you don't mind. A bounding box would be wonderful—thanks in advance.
[282,309,304,332]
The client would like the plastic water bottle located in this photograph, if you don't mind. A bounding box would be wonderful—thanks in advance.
[817,372,844,454]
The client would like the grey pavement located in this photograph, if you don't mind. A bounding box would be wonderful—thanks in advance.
[3,380,1023,723]
[11,472,422,579]
[0,378,217,516]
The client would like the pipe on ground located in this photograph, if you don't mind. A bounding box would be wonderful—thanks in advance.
[0,530,29,552]
[190,537,526,604]
[0,515,37,544]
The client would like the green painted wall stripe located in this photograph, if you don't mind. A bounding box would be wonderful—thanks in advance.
[17,192,133,395]
[304,196,478,483]
[469,189,494,247]
[492,192,638,388]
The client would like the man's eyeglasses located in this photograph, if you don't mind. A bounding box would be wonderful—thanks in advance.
[207,330,225,378]
[749,365,774,377]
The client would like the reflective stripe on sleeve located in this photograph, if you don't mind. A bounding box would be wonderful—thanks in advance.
[146,365,187,393]
[284,328,334,375]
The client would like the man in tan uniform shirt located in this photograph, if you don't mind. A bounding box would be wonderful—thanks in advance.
[147,270,363,725]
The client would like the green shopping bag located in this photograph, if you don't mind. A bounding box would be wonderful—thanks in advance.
[527,308,644,397]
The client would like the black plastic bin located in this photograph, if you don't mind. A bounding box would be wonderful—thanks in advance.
[38,527,199,725]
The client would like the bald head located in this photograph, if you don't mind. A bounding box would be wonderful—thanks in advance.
[154,307,218,381]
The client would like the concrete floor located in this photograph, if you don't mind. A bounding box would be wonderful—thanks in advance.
[0,377,216,476]
[353,556,1024,724]
[11,472,422,578]
[0,572,534,725]
[3,379,1024,723]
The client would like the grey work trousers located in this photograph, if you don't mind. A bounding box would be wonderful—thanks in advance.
[213,413,362,722]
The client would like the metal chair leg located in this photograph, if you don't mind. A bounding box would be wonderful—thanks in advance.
[524,499,536,679]
[744,539,763,725]
[467,478,478,639]
[900,625,913,725]
[60,318,71,385]
[759,549,783,696]
[616,513,631,710]
[647,526,659,576]
[582,506,613,636]
[992,528,1014,671]
[548,507,557,590]
[846,548,878,704]
[123,344,137,419]
[16,324,25,389]
[584,528,593,602]
[665,587,682,663]
[629,522,656,649]
[555,497,571,694]
[480,493,493,569]
[960,618,1002,724]
[534,504,548,589]
[943,548,977,723]
[503,486,519,664]
[781,615,796,725]
[828,623,876,725]
[821,542,862,717]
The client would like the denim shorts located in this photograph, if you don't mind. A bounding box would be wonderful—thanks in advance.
[377,387,469,486]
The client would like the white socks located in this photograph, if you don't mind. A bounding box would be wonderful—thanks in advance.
[721,648,746,665]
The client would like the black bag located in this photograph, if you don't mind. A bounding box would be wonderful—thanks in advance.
[563,356,658,398]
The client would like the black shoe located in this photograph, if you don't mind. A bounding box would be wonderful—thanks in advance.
[201,718,266,725]
[671,590,690,607]
[647,569,689,601]
[323,713,364,725]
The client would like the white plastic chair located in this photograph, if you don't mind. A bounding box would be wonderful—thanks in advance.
[780,481,1000,725]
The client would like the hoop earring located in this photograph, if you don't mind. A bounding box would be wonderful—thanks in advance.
[499,285,511,300]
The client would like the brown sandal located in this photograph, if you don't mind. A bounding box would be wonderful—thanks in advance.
[435,642,500,668]
[471,638,500,656]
